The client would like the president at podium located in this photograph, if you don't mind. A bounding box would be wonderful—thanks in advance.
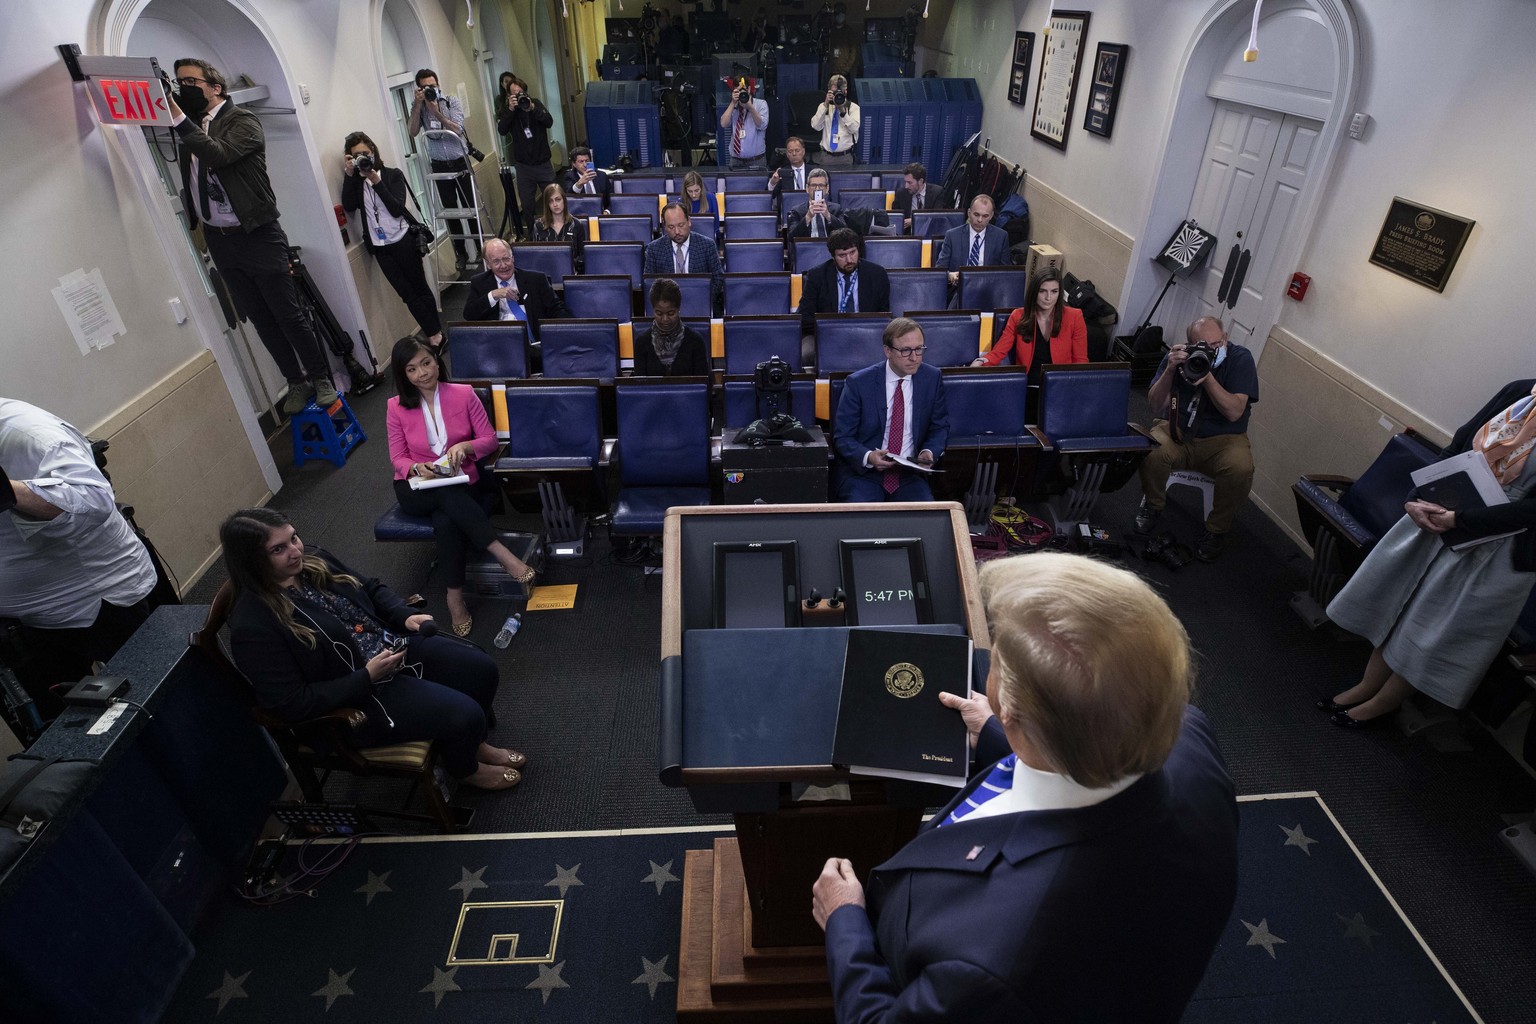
[813,553,1239,1023]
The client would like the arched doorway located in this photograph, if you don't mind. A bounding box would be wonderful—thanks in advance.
[1123,0,1361,360]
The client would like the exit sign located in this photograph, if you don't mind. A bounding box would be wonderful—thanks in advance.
[89,76,172,126]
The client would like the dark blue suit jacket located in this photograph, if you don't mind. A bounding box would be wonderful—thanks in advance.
[824,706,1238,1023]
[935,223,1012,271]
[833,361,949,475]
[642,232,724,303]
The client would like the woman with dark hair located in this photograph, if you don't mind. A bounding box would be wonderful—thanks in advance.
[530,183,585,247]
[678,170,719,218]
[972,268,1087,376]
[1322,379,1536,727]
[386,337,537,635]
[498,71,515,102]
[341,131,441,348]
[633,278,710,377]
[221,507,527,790]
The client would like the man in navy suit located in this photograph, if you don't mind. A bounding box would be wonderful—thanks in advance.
[935,194,1012,285]
[799,228,891,335]
[643,203,724,312]
[832,317,948,502]
[891,161,946,232]
[559,145,612,208]
[813,552,1240,1024]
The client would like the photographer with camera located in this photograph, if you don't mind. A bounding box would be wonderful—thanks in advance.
[497,76,557,232]
[633,278,710,377]
[340,132,441,349]
[811,74,860,168]
[408,68,481,276]
[1135,316,1259,562]
[561,146,612,209]
[719,77,769,170]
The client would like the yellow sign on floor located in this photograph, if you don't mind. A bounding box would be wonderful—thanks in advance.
[526,584,578,611]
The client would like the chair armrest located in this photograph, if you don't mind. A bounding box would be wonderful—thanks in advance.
[254,705,368,734]
[1127,423,1160,445]
[1299,473,1355,494]
[1026,425,1054,452]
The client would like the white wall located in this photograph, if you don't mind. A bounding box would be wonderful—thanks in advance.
[943,0,1536,437]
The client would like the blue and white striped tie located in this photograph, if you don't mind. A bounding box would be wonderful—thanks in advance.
[938,754,1016,827]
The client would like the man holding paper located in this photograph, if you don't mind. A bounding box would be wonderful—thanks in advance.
[1322,378,1536,728]
[832,317,949,502]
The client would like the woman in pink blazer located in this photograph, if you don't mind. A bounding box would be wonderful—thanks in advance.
[386,337,535,636]
[972,268,1089,377]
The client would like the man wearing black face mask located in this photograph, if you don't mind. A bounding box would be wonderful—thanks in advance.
[798,227,889,365]
[168,58,335,415]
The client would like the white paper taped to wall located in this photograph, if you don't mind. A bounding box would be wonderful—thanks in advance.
[51,267,126,355]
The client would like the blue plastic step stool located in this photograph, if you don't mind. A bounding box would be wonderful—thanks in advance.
[291,395,366,467]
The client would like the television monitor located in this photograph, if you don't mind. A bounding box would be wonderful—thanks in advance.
[839,538,933,627]
[712,540,801,628]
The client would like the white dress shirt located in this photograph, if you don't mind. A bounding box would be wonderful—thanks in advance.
[862,364,917,468]
[966,751,1142,822]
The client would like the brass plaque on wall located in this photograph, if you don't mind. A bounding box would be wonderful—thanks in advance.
[1368,197,1475,293]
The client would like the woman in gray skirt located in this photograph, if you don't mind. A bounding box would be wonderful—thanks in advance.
[1323,378,1536,728]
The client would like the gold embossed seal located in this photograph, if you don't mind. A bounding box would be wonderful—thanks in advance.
[884,662,924,699]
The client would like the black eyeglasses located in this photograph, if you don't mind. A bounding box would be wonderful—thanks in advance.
[176,76,210,87]
[889,345,927,357]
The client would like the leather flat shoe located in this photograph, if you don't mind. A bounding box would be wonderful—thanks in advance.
[487,746,529,769]
[1316,699,1358,714]
[452,617,473,638]
[463,766,521,791]
[1330,710,1378,729]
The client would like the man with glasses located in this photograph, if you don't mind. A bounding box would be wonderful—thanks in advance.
[168,58,336,415]
[832,317,948,501]
[409,68,481,276]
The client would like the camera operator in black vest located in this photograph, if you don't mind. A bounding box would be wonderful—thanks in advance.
[1135,316,1259,562]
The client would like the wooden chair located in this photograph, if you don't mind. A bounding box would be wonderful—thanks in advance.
[188,580,472,832]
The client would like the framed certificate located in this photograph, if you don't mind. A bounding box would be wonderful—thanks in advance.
[1030,10,1090,151]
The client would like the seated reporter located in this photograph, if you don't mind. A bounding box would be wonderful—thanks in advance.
[633,278,710,377]
[972,268,1086,376]
[462,238,568,341]
[529,183,585,247]
[787,168,848,239]
[813,552,1239,1023]
[832,317,948,502]
[340,132,442,348]
[678,170,720,219]
[222,507,527,791]
[386,337,536,636]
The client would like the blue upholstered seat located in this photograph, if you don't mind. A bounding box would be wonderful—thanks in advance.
[373,504,436,542]
[563,276,635,322]
[828,171,876,201]
[723,214,781,240]
[864,237,922,269]
[538,320,620,380]
[1292,433,1441,554]
[724,273,792,316]
[792,239,831,273]
[496,384,602,470]
[912,210,965,237]
[722,378,818,427]
[723,192,774,214]
[614,175,670,195]
[889,269,949,317]
[814,315,888,374]
[943,372,1035,447]
[958,268,1029,312]
[723,316,804,374]
[565,195,603,219]
[512,243,574,286]
[909,312,982,367]
[595,216,655,244]
[609,193,660,229]
[644,275,714,318]
[611,382,713,535]
[584,242,644,290]
[444,322,529,380]
[725,239,786,273]
[839,189,890,211]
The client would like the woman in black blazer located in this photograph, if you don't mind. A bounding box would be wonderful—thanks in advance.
[341,132,441,347]
[529,183,586,243]
[221,507,527,790]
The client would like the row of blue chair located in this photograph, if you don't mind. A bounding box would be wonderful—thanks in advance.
[603,169,918,200]
[571,209,966,243]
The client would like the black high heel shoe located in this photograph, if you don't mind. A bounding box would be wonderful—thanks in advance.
[1315,698,1358,715]
[1330,710,1379,730]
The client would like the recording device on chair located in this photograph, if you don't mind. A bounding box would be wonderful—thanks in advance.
[62,674,129,708]
[734,357,815,446]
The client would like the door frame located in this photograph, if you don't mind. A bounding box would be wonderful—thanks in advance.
[1120,0,1362,361]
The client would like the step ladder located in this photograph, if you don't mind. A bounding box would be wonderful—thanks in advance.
[422,128,491,284]
[292,395,366,468]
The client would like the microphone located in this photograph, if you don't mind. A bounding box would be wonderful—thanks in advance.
[413,618,487,653]
[417,619,439,638]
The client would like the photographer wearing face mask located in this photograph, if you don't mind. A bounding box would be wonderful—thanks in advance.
[496,75,556,236]
[408,68,481,275]
[811,74,860,168]
[718,77,769,170]
[1135,316,1260,562]
[166,58,335,415]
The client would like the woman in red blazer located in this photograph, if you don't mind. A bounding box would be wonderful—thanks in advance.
[972,268,1088,376]
[386,337,535,636]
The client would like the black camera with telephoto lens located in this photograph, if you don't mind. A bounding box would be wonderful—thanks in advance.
[834,90,847,105]
[1180,341,1218,383]
[737,88,750,105]
[423,86,439,102]
[353,153,374,173]
[517,93,532,111]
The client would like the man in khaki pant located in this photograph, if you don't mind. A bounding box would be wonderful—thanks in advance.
[1135,316,1258,561]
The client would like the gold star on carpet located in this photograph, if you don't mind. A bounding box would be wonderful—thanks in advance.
[546,863,584,898]
[355,870,392,905]
[205,970,250,1014]
[312,967,356,1010]
[642,858,679,895]
[526,961,570,1004]
[632,954,675,999]
[1279,823,1319,856]
[419,965,462,1008]
[450,865,490,899]
[1241,918,1287,959]
[1336,911,1382,947]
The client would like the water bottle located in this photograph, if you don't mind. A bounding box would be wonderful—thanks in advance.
[493,613,523,649]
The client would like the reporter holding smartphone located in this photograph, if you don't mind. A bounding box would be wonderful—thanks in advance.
[719,77,769,170]
[811,74,860,168]
[221,507,529,792]
[386,337,538,638]
[498,75,556,227]
[787,167,849,238]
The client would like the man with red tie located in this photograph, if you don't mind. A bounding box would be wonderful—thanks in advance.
[718,76,769,170]
[831,317,949,502]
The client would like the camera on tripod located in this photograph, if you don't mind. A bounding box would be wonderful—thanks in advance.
[755,356,792,418]
[1179,341,1219,383]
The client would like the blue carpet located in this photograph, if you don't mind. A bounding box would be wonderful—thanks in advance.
[165,796,1480,1022]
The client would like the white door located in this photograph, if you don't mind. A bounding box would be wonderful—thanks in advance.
[1174,102,1322,350]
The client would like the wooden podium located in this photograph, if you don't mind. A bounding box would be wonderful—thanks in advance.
[659,503,989,1021]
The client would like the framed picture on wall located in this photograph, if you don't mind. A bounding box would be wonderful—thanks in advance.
[1030,10,1090,150]
[1007,32,1034,107]
[1084,43,1129,137]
